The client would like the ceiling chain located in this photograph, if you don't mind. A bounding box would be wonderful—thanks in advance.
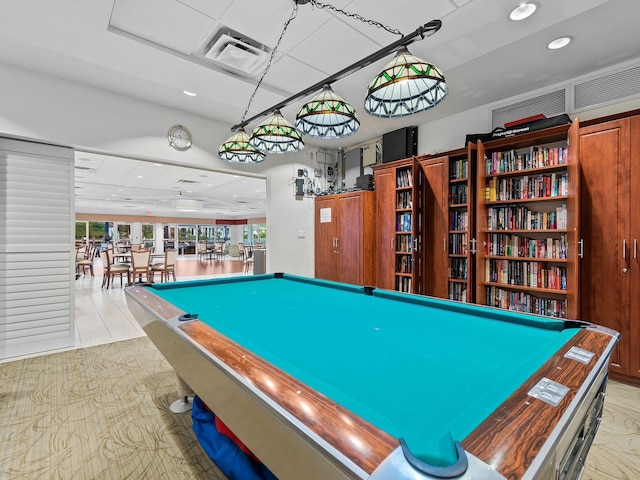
[239,1,300,125]
[309,0,404,37]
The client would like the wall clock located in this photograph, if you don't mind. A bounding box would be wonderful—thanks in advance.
[168,124,192,151]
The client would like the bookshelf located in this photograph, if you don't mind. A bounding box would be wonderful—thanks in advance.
[475,120,580,319]
[447,144,476,302]
[373,158,422,293]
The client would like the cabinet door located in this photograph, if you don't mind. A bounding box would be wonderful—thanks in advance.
[579,119,630,375]
[315,196,337,282]
[337,192,367,286]
[421,157,449,299]
[374,169,397,290]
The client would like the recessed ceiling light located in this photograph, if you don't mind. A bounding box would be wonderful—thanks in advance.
[509,2,537,21]
[137,175,144,178]
[547,36,573,50]
[183,90,198,97]
[153,163,162,166]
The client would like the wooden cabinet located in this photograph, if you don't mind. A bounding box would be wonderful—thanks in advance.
[419,144,476,301]
[314,190,375,286]
[372,158,422,293]
[475,120,580,319]
[579,116,640,383]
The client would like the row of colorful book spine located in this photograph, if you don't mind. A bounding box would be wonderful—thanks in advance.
[485,233,568,259]
[485,286,567,318]
[485,145,568,174]
[487,204,567,230]
[485,259,567,290]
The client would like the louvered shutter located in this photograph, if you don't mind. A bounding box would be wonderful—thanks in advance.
[0,138,75,359]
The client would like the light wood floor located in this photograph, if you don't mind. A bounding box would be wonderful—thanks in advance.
[74,255,247,349]
[55,257,640,478]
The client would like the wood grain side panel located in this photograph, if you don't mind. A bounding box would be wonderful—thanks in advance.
[629,115,640,378]
[420,156,449,299]
[578,119,630,374]
[373,169,398,290]
[178,320,397,475]
[463,328,615,479]
[125,284,184,320]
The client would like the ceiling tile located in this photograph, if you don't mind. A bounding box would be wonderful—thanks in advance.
[176,0,233,20]
[110,0,217,54]
[286,16,381,75]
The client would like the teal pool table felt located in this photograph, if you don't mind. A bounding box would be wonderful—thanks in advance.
[149,275,578,466]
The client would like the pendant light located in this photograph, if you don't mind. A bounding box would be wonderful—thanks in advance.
[218,128,266,163]
[249,110,304,154]
[364,45,447,118]
[295,84,359,139]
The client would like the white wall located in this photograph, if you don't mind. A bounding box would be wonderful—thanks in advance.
[0,62,320,277]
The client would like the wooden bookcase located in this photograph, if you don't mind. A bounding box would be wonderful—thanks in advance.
[314,190,375,286]
[419,144,476,302]
[372,158,422,293]
[475,120,580,319]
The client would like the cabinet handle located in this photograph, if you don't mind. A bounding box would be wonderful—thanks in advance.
[635,239,637,260]
[443,238,446,251]
[413,238,418,251]
[623,239,626,259]
[391,237,394,250]
[470,238,477,255]
[578,239,584,259]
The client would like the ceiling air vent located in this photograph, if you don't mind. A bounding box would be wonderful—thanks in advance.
[204,32,270,78]
[574,64,640,111]
[492,89,566,129]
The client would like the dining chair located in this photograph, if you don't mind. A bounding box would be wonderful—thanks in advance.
[75,245,94,277]
[101,250,130,289]
[197,242,212,260]
[243,245,254,273]
[150,248,178,282]
[130,249,152,283]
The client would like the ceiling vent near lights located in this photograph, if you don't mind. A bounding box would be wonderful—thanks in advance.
[204,32,270,77]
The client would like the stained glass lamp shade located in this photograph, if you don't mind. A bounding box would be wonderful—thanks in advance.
[364,46,447,118]
[218,128,266,163]
[249,110,304,153]
[295,84,360,139]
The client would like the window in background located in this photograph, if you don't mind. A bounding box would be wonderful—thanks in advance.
[75,221,88,243]
[214,226,230,243]
[117,223,131,241]
[178,225,197,255]
[243,223,267,247]
[142,224,154,249]
[198,225,214,242]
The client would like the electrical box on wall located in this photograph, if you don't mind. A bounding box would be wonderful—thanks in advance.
[295,178,304,196]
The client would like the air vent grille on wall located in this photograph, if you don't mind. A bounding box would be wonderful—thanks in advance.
[492,89,566,129]
[574,65,640,110]
[204,33,271,78]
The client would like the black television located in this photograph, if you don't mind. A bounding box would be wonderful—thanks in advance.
[382,126,418,163]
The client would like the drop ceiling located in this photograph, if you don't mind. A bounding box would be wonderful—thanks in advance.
[1,0,639,219]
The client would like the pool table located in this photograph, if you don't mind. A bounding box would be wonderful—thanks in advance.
[125,273,618,480]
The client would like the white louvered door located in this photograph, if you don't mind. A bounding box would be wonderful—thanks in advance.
[0,138,75,359]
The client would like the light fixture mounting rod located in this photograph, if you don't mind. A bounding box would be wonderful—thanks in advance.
[231,19,442,131]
